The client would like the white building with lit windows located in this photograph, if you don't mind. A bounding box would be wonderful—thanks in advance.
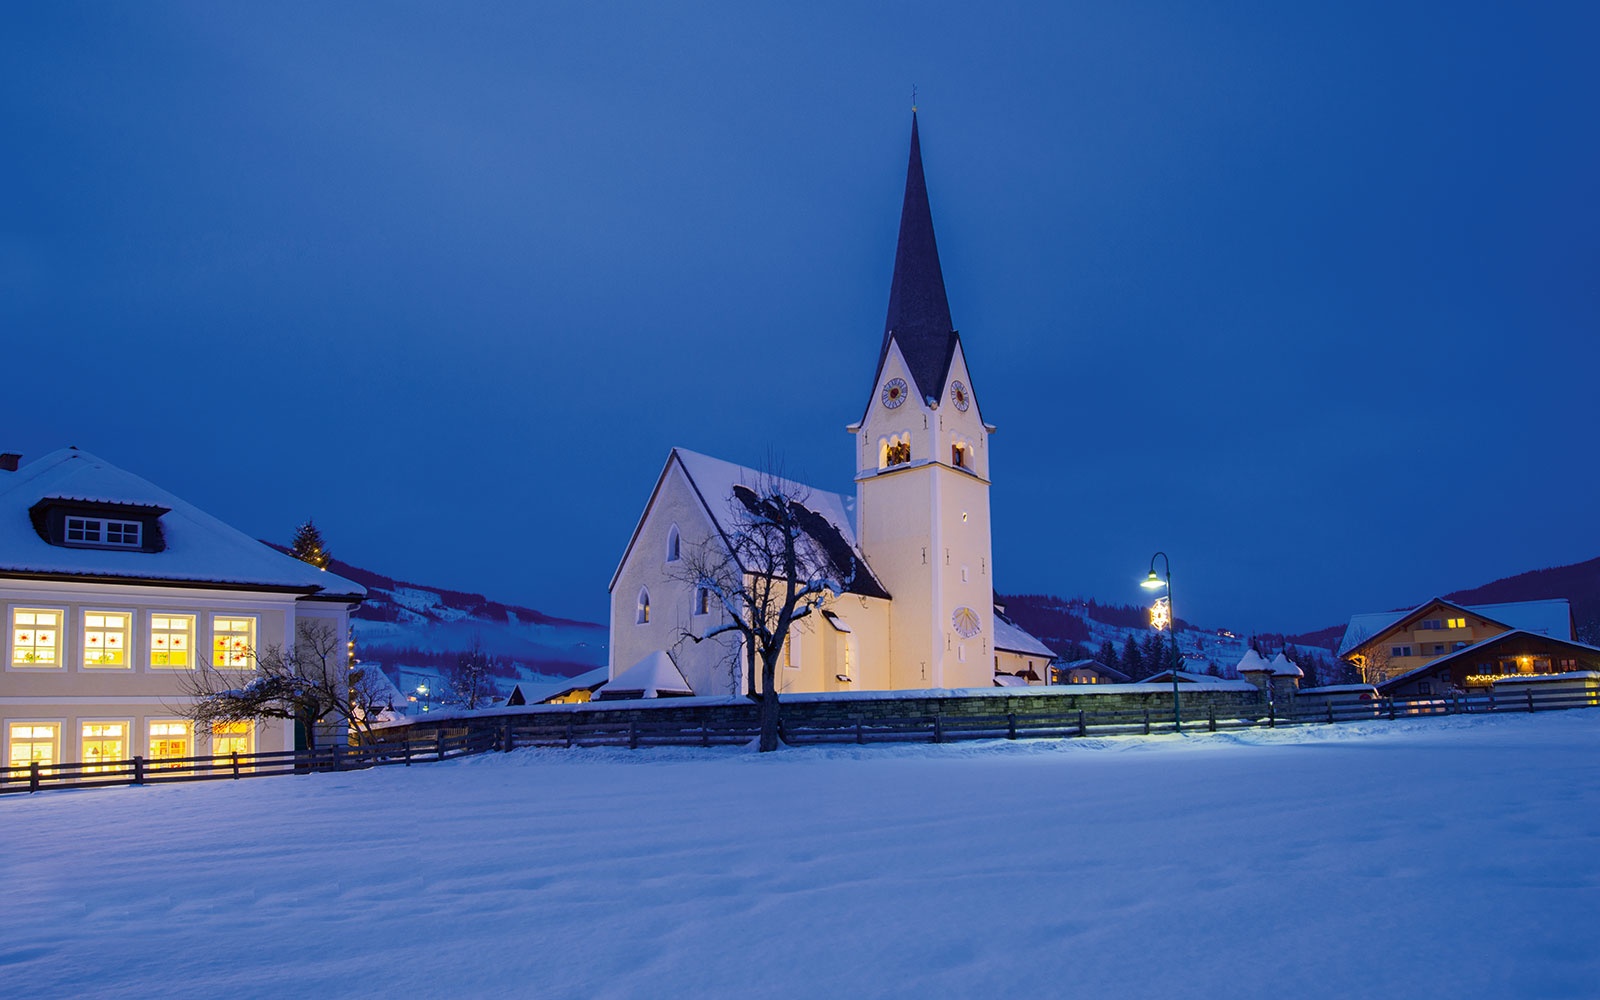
[605,115,1056,698]
[0,447,364,772]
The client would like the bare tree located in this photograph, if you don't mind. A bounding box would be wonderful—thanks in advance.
[447,634,493,710]
[179,620,374,750]
[1343,627,1392,686]
[675,475,856,752]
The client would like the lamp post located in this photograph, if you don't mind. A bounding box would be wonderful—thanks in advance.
[1141,552,1180,731]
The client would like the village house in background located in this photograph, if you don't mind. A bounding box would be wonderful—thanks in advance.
[0,448,365,771]
[1337,596,1600,698]
[605,115,1056,698]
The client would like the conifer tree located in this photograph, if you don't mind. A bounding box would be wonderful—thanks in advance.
[291,518,331,569]
[1122,633,1143,679]
[1098,638,1119,668]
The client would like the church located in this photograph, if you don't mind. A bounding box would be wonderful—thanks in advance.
[605,114,1055,698]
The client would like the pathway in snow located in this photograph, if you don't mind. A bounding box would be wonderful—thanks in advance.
[4,713,1598,999]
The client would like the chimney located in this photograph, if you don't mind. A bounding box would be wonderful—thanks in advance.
[0,453,20,472]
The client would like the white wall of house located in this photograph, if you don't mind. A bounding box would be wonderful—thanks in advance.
[1,578,355,768]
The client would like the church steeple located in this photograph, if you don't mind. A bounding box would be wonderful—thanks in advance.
[876,112,960,407]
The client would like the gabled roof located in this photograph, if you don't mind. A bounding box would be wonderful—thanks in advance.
[1375,630,1600,693]
[0,449,365,598]
[863,112,967,417]
[612,448,890,600]
[1338,597,1572,656]
[1057,658,1132,684]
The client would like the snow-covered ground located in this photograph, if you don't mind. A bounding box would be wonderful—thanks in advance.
[5,713,1598,999]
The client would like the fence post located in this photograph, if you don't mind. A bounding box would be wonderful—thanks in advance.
[1209,705,1217,732]
[629,717,639,750]
[133,755,145,786]
[933,715,944,743]
[403,741,412,766]
[30,760,40,793]
[435,732,444,762]
[1143,708,1151,735]
[1388,699,1396,721]
[331,745,342,772]
[855,719,864,745]
[231,752,241,779]
[1528,690,1535,713]
[1007,712,1017,740]
[1267,703,1275,729]
[1327,702,1334,724]
[565,718,574,748]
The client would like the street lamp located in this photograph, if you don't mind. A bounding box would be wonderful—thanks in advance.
[1141,552,1180,731]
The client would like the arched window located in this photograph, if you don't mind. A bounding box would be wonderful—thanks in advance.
[636,587,650,625]
[665,524,680,562]
[879,433,911,469]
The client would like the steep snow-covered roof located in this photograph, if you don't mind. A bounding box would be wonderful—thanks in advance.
[1338,598,1572,656]
[597,650,694,699]
[668,448,890,600]
[993,611,1054,659]
[1236,649,1272,674]
[0,449,365,598]
[1141,669,1229,685]
[1268,652,1304,678]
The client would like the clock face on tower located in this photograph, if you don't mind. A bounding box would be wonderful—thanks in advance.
[881,378,909,409]
[950,380,970,411]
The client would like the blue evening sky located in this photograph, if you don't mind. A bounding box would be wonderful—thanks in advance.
[3,3,1596,634]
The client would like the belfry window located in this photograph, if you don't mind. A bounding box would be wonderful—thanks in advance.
[879,434,911,469]
[636,587,651,625]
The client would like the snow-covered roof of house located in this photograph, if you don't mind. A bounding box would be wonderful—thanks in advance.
[1140,669,1227,685]
[0,448,365,598]
[1338,598,1572,656]
[1268,652,1304,678]
[508,666,611,706]
[596,650,694,699]
[1057,658,1133,684]
[628,448,890,600]
[1375,630,1600,694]
[992,673,1029,687]
[992,610,1055,659]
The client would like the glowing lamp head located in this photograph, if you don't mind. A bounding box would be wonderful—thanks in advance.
[1141,571,1165,590]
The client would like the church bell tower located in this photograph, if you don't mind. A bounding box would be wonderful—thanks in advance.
[850,113,995,690]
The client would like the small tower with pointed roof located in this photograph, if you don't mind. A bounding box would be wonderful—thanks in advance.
[850,113,995,690]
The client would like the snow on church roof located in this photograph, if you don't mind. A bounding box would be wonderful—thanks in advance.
[0,448,365,598]
[669,448,891,600]
[993,612,1054,659]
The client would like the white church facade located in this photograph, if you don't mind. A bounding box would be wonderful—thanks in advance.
[606,115,1054,698]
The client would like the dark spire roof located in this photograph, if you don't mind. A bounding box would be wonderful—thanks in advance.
[875,112,960,406]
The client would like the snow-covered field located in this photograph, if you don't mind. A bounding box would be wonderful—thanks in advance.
[5,713,1598,999]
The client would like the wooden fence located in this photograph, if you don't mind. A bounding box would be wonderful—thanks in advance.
[0,730,496,796]
[5,684,1595,796]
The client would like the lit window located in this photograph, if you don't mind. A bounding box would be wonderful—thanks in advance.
[694,587,711,616]
[7,722,59,768]
[11,608,62,666]
[212,616,256,668]
[83,612,131,668]
[148,720,192,768]
[666,524,681,562]
[951,442,970,469]
[211,721,252,760]
[81,721,128,772]
[880,434,911,469]
[64,516,141,547]
[150,614,196,668]
[636,588,650,625]
[1446,617,1466,629]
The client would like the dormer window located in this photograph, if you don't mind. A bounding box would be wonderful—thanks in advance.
[30,497,167,552]
[66,516,142,548]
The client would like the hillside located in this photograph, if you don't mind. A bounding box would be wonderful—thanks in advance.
[265,545,608,685]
